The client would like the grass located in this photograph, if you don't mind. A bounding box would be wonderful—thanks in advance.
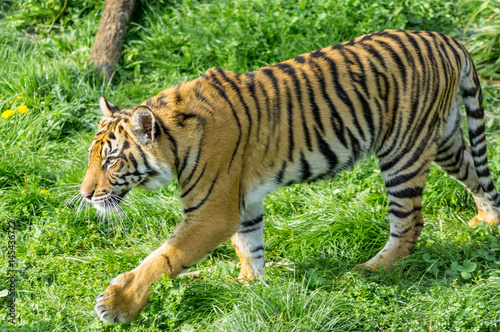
[0,0,499,330]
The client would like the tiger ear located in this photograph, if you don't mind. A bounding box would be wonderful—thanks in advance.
[130,106,156,145]
[99,95,120,117]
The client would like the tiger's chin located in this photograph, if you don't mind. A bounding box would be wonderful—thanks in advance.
[92,201,111,213]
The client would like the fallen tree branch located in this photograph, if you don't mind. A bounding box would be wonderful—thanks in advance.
[89,0,136,80]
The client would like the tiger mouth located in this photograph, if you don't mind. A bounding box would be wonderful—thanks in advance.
[90,190,130,212]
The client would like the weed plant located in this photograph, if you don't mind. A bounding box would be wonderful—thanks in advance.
[0,0,499,331]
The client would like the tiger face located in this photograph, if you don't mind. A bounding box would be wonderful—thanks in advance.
[80,96,173,213]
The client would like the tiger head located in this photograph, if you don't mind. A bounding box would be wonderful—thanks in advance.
[80,96,174,213]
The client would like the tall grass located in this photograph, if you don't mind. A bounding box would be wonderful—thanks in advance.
[0,0,499,331]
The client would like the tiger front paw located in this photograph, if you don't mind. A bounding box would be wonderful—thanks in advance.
[95,271,151,324]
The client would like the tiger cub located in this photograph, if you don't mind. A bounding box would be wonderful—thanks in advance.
[81,30,500,323]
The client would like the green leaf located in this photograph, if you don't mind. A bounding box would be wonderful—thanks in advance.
[462,261,477,273]
[422,253,436,263]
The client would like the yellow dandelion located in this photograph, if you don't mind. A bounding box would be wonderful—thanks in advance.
[17,94,23,99]
[40,189,50,197]
[17,105,29,114]
[2,110,14,118]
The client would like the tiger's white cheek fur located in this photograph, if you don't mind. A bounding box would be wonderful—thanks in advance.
[139,155,174,191]
[140,169,173,190]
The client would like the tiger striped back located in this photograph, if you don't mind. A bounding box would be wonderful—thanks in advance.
[82,30,500,324]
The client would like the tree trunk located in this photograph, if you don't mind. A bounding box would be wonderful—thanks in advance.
[90,0,136,80]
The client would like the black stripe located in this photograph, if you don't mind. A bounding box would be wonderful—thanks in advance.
[300,69,325,134]
[181,164,207,198]
[135,144,152,171]
[156,92,168,107]
[160,123,180,171]
[461,86,478,98]
[388,206,421,219]
[127,152,139,171]
[180,148,202,187]
[239,226,261,234]
[315,127,338,171]
[178,148,191,178]
[184,173,219,213]
[347,128,361,162]
[162,254,173,272]
[376,76,402,158]
[117,160,125,172]
[380,115,436,173]
[174,87,182,105]
[320,53,366,141]
[387,187,423,199]
[106,139,112,155]
[285,84,294,161]
[384,166,423,188]
[359,42,388,69]
[194,87,214,115]
[344,48,370,97]
[466,108,485,120]
[474,156,488,167]
[273,63,312,151]
[242,215,263,228]
[251,246,264,253]
[437,146,466,168]
[245,73,262,138]
[388,201,404,208]
[400,226,413,234]
[207,73,242,170]
[262,68,281,138]
[216,68,252,151]
[294,55,306,63]
[300,152,311,182]
[308,56,349,148]
[477,168,492,180]
[437,135,460,155]
[455,160,470,182]
[375,39,407,90]
[469,125,485,141]
[276,161,287,184]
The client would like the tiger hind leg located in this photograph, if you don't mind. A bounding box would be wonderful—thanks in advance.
[358,146,436,271]
[434,101,500,227]
[231,201,265,281]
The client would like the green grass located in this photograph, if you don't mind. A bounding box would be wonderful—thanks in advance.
[1,0,500,330]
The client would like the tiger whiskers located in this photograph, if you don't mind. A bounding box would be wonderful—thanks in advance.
[94,194,133,234]
[63,191,83,208]
[57,184,133,234]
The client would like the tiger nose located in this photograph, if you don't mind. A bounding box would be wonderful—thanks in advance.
[81,191,94,200]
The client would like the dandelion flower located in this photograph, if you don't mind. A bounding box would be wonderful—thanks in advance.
[17,94,23,99]
[17,105,29,114]
[40,189,50,197]
[2,110,14,118]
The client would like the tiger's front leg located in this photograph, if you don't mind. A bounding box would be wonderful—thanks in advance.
[95,200,241,323]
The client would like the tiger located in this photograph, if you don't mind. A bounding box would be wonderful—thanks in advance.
[80,30,500,323]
